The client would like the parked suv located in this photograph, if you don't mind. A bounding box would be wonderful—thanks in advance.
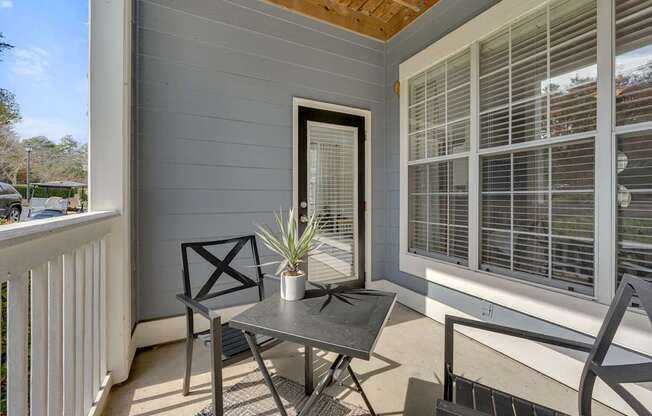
[0,182,22,223]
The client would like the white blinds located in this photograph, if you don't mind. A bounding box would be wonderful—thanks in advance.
[409,49,471,161]
[615,0,652,307]
[617,131,652,305]
[479,0,597,149]
[307,123,356,284]
[615,0,652,126]
[408,159,469,265]
[480,140,595,293]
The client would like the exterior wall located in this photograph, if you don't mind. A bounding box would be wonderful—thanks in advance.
[134,0,385,321]
[383,1,652,413]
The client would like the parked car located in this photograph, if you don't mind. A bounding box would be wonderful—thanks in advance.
[0,182,23,223]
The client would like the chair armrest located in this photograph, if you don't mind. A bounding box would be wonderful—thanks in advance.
[176,293,218,319]
[442,314,594,401]
[445,315,593,352]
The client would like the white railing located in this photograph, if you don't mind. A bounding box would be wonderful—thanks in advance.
[0,211,118,416]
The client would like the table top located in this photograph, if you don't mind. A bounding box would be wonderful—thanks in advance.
[229,285,396,360]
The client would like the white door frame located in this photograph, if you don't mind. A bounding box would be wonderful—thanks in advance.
[292,98,372,286]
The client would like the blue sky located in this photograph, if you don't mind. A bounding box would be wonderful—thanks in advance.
[0,0,88,143]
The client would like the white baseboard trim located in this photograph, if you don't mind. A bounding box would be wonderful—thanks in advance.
[368,279,648,416]
[133,303,256,349]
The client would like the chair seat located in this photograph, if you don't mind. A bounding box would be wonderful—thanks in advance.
[440,375,567,416]
[196,323,274,361]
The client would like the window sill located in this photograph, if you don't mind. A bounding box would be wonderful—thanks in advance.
[399,251,652,357]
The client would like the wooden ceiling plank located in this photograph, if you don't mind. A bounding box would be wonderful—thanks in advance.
[348,0,369,11]
[389,0,420,13]
[265,0,388,40]
[383,0,439,39]
[372,0,394,22]
[360,0,385,16]
[378,2,402,21]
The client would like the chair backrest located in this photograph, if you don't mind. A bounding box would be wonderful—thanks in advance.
[180,235,264,303]
[579,276,652,416]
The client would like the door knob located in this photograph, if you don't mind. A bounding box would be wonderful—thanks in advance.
[300,215,309,223]
[300,201,308,209]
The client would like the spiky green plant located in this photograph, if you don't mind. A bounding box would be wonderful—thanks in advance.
[255,208,321,276]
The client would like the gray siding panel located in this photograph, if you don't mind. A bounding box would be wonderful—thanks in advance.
[136,0,385,321]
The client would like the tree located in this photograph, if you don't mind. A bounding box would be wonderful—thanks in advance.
[0,33,20,126]
[0,125,25,183]
[20,135,88,183]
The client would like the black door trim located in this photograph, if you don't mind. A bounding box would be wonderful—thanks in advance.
[297,105,366,288]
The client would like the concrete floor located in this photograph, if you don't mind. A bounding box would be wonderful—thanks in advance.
[105,304,622,416]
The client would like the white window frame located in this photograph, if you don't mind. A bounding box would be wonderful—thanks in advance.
[399,0,650,356]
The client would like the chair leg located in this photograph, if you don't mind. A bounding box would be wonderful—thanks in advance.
[183,307,194,396]
[210,316,223,416]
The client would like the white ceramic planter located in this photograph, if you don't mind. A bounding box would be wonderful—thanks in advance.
[280,271,306,301]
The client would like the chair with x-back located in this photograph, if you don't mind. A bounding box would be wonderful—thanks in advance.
[176,235,271,416]
[436,275,652,416]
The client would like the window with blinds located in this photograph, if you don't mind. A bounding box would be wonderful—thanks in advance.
[615,0,652,126]
[409,158,469,265]
[615,0,652,306]
[407,47,470,265]
[479,0,597,149]
[408,49,471,161]
[480,140,595,294]
[616,132,652,306]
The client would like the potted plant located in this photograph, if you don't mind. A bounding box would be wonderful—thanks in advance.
[256,208,321,301]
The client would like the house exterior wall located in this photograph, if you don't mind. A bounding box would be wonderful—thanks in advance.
[382,1,652,413]
[134,0,386,321]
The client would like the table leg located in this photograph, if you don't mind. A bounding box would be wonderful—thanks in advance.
[304,345,314,395]
[298,354,345,416]
[209,316,223,416]
[243,331,288,416]
[347,364,376,416]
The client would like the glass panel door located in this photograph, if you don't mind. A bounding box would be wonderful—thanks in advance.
[306,121,358,284]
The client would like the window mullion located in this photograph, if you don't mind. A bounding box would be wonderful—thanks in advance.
[595,0,615,304]
[469,42,481,271]
[548,147,553,281]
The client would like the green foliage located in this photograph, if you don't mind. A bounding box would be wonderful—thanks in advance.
[12,184,87,201]
[255,208,321,275]
[0,34,19,127]
[0,88,20,126]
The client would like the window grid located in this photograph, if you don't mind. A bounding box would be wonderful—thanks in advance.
[408,158,469,265]
[480,141,595,294]
[479,0,598,149]
[408,49,471,162]
[403,0,652,304]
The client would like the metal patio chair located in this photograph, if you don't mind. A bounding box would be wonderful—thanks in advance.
[176,235,271,415]
[437,275,652,416]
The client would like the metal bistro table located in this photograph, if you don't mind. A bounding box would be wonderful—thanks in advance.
[229,285,396,416]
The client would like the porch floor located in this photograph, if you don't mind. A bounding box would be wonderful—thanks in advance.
[104,304,621,416]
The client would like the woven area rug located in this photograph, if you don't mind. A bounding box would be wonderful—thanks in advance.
[196,371,371,416]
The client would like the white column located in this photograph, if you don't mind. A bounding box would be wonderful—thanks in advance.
[89,0,134,383]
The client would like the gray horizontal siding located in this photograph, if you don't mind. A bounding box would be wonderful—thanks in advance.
[136,0,385,321]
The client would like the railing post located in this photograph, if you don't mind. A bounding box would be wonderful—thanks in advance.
[31,266,48,416]
[75,247,86,416]
[8,273,29,416]
[93,240,101,397]
[48,255,64,415]
[63,251,77,415]
[100,237,108,379]
[84,244,94,414]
